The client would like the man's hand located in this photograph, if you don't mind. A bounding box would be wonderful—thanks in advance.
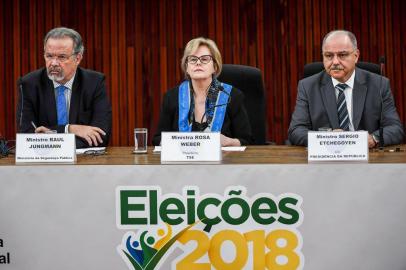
[69,124,106,146]
[333,129,377,148]
[35,126,51,133]
[368,134,377,148]
[220,134,241,147]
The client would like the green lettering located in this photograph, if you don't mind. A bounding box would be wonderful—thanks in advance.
[120,190,147,225]
[251,197,277,225]
[149,190,158,224]
[197,197,221,226]
[278,197,299,225]
[221,197,250,225]
[187,189,196,224]
[159,198,185,225]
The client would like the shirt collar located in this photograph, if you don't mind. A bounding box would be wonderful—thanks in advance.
[331,69,355,89]
[52,72,76,90]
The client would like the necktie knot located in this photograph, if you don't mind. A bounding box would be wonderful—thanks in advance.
[57,85,66,94]
[336,83,348,92]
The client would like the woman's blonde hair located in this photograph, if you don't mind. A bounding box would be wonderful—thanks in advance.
[181,37,222,78]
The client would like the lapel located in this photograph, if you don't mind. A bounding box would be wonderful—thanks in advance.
[42,69,58,125]
[352,68,367,130]
[320,72,339,129]
[69,68,82,123]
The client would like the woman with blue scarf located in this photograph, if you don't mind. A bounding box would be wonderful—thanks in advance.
[152,37,253,146]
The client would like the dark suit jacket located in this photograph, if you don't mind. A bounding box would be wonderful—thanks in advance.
[17,67,112,148]
[152,85,253,146]
[288,68,404,146]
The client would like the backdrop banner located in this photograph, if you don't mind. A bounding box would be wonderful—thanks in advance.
[1,164,406,270]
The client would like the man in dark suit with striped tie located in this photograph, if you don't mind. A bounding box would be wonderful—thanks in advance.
[17,27,112,148]
[288,30,404,147]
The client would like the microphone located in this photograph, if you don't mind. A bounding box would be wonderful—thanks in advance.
[0,136,7,157]
[378,56,385,149]
[17,78,24,132]
[208,85,231,107]
[199,86,231,126]
[0,134,14,157]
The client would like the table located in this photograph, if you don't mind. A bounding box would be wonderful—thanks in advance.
[2,145,406,165]
[1,146,406,270]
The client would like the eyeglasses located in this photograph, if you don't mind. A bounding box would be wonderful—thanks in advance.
[44,53,77,63]
[187,55,213,65]
[83,149,106,156]
[322,50,355,61]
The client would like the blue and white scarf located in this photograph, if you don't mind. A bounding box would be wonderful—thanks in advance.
[178,78,232,132]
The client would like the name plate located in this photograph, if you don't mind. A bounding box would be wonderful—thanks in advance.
[161,132,221,163]
[308,131,368,162]
[16,133,76,163]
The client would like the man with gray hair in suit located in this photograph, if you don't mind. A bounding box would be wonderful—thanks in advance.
[288,30,404,147]
[17,27,112,148]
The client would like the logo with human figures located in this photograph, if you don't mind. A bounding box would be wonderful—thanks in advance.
[119,223,201,270]
[116,186,304,270]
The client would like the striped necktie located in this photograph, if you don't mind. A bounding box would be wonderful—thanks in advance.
[56,85,68,125]
[336,83,349,130]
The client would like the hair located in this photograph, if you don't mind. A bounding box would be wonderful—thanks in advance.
[44,27,84,55]
[322,30,358,50]
[181,37,222,78]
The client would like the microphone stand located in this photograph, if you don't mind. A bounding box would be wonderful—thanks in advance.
[378,56,385,150]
